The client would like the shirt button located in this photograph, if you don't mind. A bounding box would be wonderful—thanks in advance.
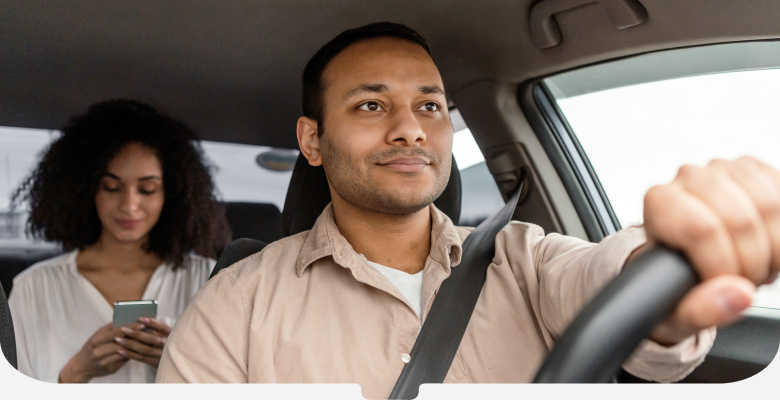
[401,353,411,364]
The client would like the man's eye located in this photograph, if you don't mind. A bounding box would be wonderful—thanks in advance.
[357,102,383,112]
[418,102,440,112]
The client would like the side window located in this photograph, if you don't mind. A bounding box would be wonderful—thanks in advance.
[199,142,296,210]
[0,127,60,242]
[543,41,780,311]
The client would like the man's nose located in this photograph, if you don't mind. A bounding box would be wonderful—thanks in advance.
[387,108,426,146]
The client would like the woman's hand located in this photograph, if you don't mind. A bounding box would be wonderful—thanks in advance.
[113,317,172,368]
[642,156,780,345]
[59,323,129,383]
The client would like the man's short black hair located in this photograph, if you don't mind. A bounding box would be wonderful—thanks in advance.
[301,22,433,133]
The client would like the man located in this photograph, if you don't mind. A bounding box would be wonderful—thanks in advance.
[157,23,779,396]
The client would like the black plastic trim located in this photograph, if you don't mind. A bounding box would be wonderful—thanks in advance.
[537,83,622,233]
[532,83,621,235]
[520,82,611,241]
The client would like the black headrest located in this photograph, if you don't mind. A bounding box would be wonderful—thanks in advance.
[0,284,17,369]
[0,247,63,295]
[281,154,461,236]
[223,202,283,243]
[209,238,268,280]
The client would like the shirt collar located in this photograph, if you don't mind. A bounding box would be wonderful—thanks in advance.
[295,203,465,277]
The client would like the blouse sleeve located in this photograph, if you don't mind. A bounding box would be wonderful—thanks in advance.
[8,274,55,382]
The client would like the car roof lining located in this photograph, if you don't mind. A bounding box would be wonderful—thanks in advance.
[3,0,780,149]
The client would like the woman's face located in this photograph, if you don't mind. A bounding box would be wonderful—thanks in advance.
[95,142,165,246]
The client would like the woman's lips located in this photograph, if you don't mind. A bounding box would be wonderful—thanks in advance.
[379,157,429,172]
[116,219,141,229]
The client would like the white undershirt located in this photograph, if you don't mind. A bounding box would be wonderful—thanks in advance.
[366,260,424,321]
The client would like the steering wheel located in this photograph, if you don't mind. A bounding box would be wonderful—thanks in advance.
[533,246,699,383]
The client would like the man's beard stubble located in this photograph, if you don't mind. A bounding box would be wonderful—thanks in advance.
[319,130,451,216]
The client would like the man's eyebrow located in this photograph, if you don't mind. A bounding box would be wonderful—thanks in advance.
[344,84,445,100]
[419,85,445,95]
[101,172,161,181]
[345,84,389,100]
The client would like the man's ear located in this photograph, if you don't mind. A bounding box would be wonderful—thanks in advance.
[297,116,323,166]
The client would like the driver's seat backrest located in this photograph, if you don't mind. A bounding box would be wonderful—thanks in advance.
[281,153,461,236]
[0,284,17,369]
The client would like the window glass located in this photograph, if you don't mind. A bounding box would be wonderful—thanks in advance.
[0,127,59,243]
[200,142,296,209]
[544,42,780,310]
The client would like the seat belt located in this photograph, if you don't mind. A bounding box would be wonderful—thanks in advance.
[389,188,522,399]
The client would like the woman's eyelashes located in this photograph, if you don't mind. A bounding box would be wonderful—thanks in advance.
[100,184,159,195]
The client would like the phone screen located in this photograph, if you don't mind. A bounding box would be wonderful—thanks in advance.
[112,300,158,327]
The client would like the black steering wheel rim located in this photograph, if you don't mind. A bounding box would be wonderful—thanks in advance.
[533,246,699,383]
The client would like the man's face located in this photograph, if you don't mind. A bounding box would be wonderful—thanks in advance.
[317,37,453,215]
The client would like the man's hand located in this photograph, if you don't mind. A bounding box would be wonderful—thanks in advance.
[642,156,780,345]
[59,323,129,383]
[114,317,172,368]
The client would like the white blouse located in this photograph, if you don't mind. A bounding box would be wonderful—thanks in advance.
[8,250,214,383]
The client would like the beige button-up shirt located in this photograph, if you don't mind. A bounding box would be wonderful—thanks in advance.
[157,204,713,397]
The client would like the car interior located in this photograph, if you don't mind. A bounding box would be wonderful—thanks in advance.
[1,0,779,388]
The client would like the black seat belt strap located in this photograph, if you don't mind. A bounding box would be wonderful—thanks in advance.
[389,188,522,399]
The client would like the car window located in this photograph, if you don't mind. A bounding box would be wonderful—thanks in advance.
[543,41,780,311]
[0,127,59,245]
[199,142,296,209]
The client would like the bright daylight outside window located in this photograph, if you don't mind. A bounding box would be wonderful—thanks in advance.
[544,41,780,311]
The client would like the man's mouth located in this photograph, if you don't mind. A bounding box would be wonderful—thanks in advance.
[377,157,430,172]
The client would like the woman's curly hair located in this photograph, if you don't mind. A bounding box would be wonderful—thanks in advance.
[11,99,231,268]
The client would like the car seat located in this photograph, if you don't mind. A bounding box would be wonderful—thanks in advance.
[0,246,63,296]
[0,284,17,369]
[222,202,283,243]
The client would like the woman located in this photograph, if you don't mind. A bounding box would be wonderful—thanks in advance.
[8,99,231,383]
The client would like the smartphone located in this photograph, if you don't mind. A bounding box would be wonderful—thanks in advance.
[113,300,158,328]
